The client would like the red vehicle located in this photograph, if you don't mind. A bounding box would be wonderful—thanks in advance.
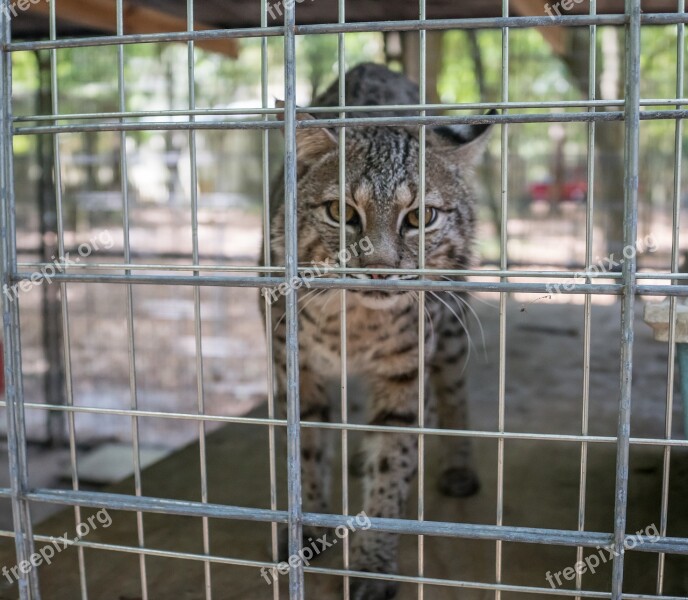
[529,179,588,203]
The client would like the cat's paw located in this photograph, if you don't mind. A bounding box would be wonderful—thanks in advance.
[437,466,481,497]
[350,577,399,600]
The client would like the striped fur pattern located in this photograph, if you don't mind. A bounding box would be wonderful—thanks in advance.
[263,63,492,599]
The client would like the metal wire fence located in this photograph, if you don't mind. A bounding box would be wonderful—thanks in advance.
[1,0,688,599]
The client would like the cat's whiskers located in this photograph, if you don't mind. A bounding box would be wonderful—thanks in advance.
[315,289,341,330]
[272,288,326,331]
[444,290,487,360]
[439,275,498,311]
[438,276,490,357]
[429,291,476,372]
[416,292,436,345]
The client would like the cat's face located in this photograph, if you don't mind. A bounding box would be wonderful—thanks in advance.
[271,121,492,308]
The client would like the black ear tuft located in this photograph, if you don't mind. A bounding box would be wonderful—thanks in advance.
[432,109,497,166]
[433,109,498,146]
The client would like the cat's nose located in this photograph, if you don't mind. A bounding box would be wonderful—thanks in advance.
[365,264,394,279]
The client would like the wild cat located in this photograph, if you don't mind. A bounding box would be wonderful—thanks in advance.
[264,63,493,599]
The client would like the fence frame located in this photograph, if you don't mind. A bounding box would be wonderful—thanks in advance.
[1,0,688,599]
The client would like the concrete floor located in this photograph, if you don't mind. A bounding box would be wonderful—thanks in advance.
[1,298,687,599]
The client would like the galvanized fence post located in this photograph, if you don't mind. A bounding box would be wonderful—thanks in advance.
[0,1,39,597]
[611,0,641,598]
[283,1,304,598]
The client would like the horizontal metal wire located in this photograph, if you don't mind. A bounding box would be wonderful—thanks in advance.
[7,14,688,54]
[0,488,682,556]
[11,270,629,294]
[16,261,632,279]
[16,260,688,286]
[12,98,688,123]
[7,400,688,448]
[17,262,285,274]
[637,285,688,296]
[7,13,688,56]
[13,108,688,136]
[14,260,688,282]
[12,270,688,295]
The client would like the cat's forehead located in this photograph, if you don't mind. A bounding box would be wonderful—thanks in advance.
[321,179,440,211]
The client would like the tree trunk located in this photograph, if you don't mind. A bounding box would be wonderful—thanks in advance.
[558,27,626,259]
[36,51,67,445]
[467,30,502,235]
[399,31,442,104]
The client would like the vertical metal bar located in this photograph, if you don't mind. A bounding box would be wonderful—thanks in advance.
[116,2,148,597]
[576,2,596,597]
[496,2,509,599]
[47,0,87,595]
[283,1,304,597]
[260,2,280,599]
[417,3,427,600]
[186,2,212,598]
[0,2,39,598]
[337,1,350,598]
[656,0,684,593]
[611,1,640,598]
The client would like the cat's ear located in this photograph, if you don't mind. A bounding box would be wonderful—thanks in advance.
[275,99,338,164]
[432,109,497,167]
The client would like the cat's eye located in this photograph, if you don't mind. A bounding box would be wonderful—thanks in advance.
[327,201,359,225]
[406,207,437,228]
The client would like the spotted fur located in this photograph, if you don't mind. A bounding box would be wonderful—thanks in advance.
[263,63,492,600]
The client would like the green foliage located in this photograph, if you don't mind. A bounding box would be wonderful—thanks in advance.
[9,26,687,211]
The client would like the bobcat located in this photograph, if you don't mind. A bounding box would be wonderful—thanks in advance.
[264,63,492,599]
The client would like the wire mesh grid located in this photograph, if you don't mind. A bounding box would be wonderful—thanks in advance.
[1,0,688,599]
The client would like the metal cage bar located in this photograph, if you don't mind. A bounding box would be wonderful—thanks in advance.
[610,1,641,598]
[9,13,688,55]
[7,400,688,447]
[495,1,510,598]
[114,0,149,596]
[656,0,685,594]
[0,3,38,599]
[282,1,304,598]
[185,0,213,597]
[259,2,280,600]
[336,1,350,598]
[48,0,88,594]
[576,1,597,598]
[417,2,428,599]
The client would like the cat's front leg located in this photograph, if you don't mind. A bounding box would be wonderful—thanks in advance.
[274,333,333,561]
[431,321,480,498]
[350,370,422,600]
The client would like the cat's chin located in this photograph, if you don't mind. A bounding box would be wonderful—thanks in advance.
[351,290,413,310]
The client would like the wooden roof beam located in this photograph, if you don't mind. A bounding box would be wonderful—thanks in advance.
[510,0,569,55]
[32,0,239,58]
